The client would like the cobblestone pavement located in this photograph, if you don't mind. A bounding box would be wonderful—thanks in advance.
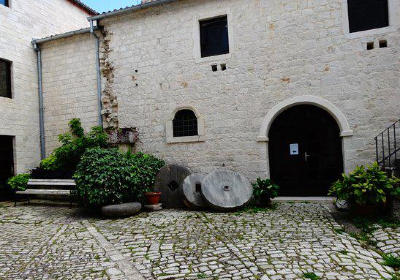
[0,202,398,280]
[371,226,400,257]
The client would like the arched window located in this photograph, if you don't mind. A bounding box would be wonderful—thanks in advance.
[173,109,198,137]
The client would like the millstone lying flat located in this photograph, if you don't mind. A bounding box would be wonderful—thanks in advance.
[202,170,253,211]
[182,173,207,209]
[153,164,191,209]
[101,202,142,218]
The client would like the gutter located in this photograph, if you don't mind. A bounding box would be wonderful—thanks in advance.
[32,42,46,160]
[34,28,92,44]
[88,0,179,21]
[90,20,103,128]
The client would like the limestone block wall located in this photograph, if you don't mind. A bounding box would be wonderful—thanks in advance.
[41,33,99,154]
[0,0,91,173]
[97,0,400,181]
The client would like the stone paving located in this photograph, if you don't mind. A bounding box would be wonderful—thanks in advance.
[371,226,400,258]
[0,202,398,280]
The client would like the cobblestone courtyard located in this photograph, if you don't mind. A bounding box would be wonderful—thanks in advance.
[0,202,398,280]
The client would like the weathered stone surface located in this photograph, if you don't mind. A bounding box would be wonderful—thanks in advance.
[101,202,142,218]
[182,173,207,209]
[153,164,191,209]
[202,170,253,211]
[144,203,163,211]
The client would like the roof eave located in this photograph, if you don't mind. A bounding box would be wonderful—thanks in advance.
[88,0,179,21]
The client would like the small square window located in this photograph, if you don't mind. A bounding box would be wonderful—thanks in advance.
[348,0,389,33]
[0,0,9,7]
[0,59,12,98]
[200,16,229,58]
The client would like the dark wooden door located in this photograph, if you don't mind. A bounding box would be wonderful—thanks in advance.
[269,105,343,196]
[0,136,14,194]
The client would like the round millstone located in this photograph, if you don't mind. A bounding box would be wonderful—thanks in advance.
[101,202,142,218]
[202,170,253,211]
[153,164,191,209]
[182,173,207,210]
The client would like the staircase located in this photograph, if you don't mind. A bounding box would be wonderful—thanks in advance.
[375,119,400,177]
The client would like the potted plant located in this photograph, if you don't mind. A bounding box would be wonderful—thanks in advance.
[252,178,280,207]
[145,191,162,205]
[329,162,400,216]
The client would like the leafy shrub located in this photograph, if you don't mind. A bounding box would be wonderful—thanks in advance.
[329,162,400,205]
[382,254,400,269]
[252,178,279,206]
[74,148,164,208]
[31,119,109,179]
[7,174,30,191]
[125,152,165,193]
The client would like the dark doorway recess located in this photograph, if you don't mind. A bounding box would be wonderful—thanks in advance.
[0,136,14,200]
[269,105,343,196]
[347,0,389,33]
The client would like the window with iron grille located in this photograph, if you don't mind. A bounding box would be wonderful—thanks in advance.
[0,0,9,7]
[173,110,198,137]
[347,0,389,33]
[200,15,229,58]
[0,59,11,98]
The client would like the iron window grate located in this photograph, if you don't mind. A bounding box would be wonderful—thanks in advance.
[173,110,198,137]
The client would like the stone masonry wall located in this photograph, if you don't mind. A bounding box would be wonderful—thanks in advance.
[0,0,91,173]
[41,33,99,154]
[96,0,400,181]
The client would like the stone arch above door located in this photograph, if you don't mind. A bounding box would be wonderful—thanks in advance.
[257,95,353,142]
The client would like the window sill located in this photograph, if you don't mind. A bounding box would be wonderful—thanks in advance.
[344,26,395,39]
[195,53,232,64]
[167,135,206,144]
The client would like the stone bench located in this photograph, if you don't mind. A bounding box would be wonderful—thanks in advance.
[15,179,76,208]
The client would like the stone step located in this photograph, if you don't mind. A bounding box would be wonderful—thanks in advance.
[28,179,75,185]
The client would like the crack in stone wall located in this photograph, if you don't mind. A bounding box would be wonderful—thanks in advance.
[100,29,119,131]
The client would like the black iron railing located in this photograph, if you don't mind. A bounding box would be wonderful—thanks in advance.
[375,119,400,170]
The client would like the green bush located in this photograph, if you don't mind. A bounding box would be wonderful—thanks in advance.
[252,178,279,206]
[7,174,31,191]
[329,162,400,205]
[32,119,109,179]
[74,148,164,208]
[125,151,165,194]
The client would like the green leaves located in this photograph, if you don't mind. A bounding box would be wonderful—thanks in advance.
[252,178,280,206]
[74,148,164,208]
[7,174,30,191]
[329,162,400,205]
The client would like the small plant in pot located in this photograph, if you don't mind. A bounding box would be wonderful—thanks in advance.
[145,191,162,205]
[329,162,400,217]
[252,178,280,207]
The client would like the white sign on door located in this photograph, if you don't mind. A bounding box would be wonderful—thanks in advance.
[290,143,299,155]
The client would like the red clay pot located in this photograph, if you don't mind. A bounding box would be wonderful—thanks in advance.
[145,192,161,205]
[353,203,386,217]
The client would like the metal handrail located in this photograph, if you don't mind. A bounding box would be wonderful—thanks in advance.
[375,119,400,169]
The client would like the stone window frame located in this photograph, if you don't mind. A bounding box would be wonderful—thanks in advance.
[341,0,398,39]
[193,9,234,63]
[166,106,205,144]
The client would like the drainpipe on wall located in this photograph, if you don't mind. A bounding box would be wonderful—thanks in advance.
[33,42,46,160]
[90,20,103,128]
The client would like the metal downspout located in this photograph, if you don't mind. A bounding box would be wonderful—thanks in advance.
[90,20,103,128]
[33,42,46,160]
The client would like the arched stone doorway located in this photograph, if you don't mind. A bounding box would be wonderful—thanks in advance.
[268,105,343,196]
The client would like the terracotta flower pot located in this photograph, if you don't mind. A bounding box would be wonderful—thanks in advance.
[352,203,385,217]
[145,192,161,205]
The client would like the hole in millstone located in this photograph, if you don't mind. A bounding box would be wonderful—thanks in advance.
[224,186,230,191]
[195,183,202,193]
[168,181,180,192]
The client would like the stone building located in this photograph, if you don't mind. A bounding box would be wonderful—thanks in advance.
[3,0,400,196]
[0,0,96,192]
